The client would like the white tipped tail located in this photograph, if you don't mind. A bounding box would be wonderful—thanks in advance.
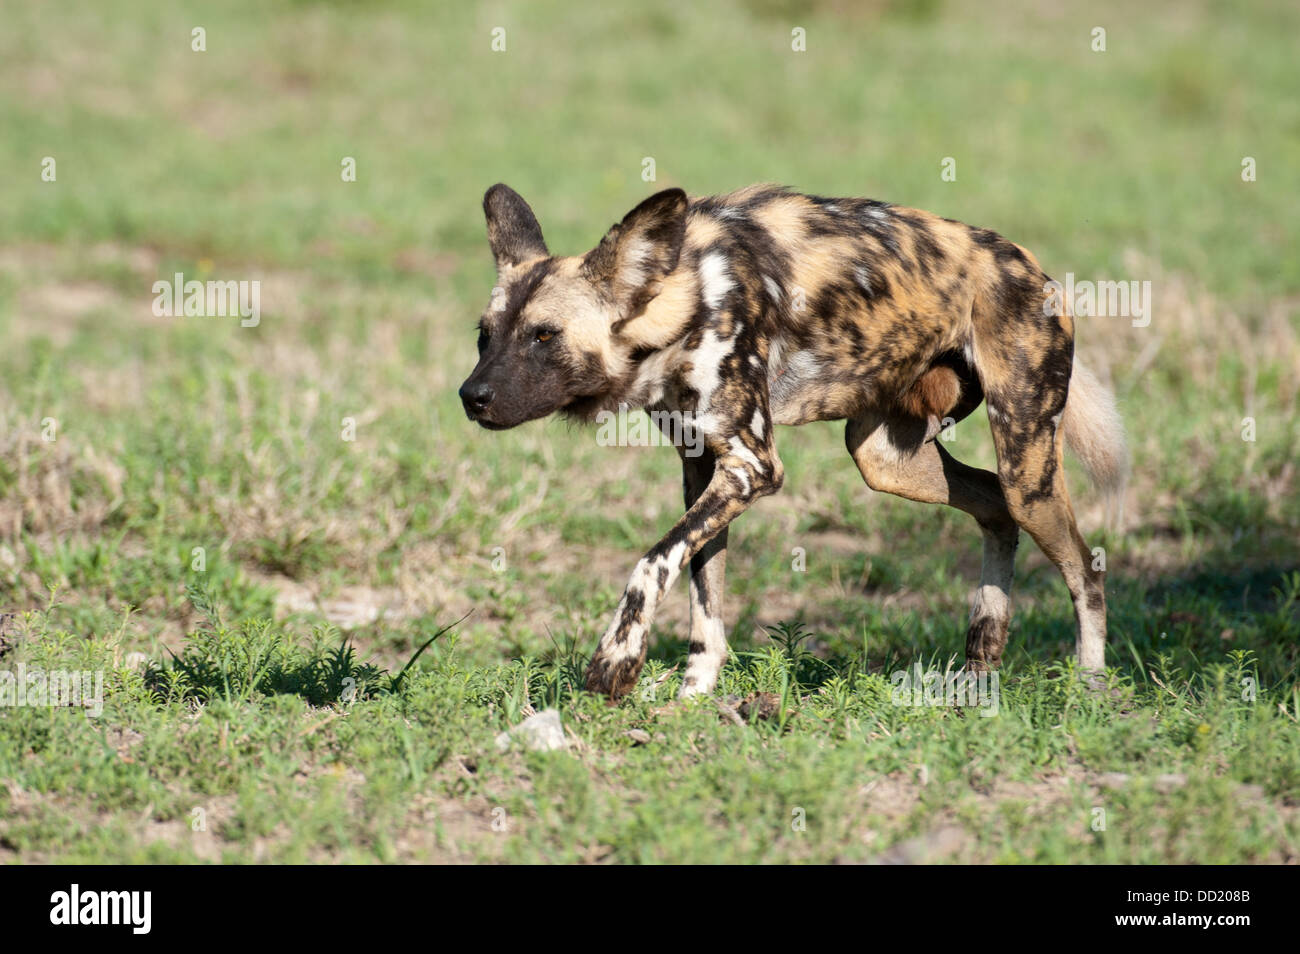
[1061,358,1128,520]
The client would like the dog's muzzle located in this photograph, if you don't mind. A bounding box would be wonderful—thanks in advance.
[459,381,494,417]
[459,380,514,428]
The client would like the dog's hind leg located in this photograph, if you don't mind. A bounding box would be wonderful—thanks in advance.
[678,448,730,697]
[986,399,1107,673]
[973,280,1109,674]
[846,411,1020,669]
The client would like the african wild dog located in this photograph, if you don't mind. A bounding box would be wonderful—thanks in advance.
[460,184,1127,701]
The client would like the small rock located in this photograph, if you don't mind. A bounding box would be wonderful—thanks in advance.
[625,729,652,745]
[123,652,150,671]
[495,709,568,753]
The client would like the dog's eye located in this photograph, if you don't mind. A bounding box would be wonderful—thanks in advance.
[477,328,489,351]
[534,329,556,343]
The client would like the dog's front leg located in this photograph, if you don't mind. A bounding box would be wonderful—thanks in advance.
[584,447,783,701]
[679,449,729,698]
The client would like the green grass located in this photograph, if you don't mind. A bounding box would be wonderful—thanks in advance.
[3,578,1297,863]
[0,0,1297,863]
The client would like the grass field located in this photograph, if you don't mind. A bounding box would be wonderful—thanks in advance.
[1,0,1297,863]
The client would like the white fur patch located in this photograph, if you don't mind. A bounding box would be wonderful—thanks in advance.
[626,347,680,407]
[628,540,688,594]
[768,337,784,371]
[854,266,872,295]
[620,235,653,286]
[727,436,764,474]
[762,275,782,303]
[971,583,1010,622]
[699,252,735,311]
[691,411,721,436]
[768,349,822,417]
[687,329,734,406]
[858,419,912,469]
[679,615,726,696]
[1078,614,1106,672]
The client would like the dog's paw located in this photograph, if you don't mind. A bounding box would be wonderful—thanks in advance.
[963,616,1007,672]
[583,654,642,703]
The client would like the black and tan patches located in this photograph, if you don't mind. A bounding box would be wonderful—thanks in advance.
[464,182,1114,701]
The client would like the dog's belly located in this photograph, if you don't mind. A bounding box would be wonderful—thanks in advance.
[767,344,874,426]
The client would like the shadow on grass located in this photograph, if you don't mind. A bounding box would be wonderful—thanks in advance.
[647,515,1299,694]
[147,585,460,706]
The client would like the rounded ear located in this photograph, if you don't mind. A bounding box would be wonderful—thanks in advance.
[583,188,688,314]
[483,183,549,269]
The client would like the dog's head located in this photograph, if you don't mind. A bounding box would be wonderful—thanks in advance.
[458,183,688,429]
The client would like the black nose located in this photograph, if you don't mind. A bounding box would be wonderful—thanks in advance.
[459,382,494,414]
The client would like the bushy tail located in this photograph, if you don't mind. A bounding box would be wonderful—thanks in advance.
[1061,358,1128,519]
